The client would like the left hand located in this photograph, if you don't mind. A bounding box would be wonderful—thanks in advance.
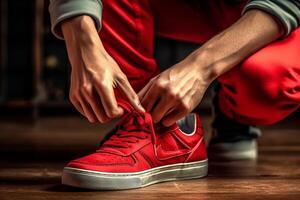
[138,53,214,126]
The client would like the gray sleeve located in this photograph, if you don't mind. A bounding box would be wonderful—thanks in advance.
[243,0,300,36]
[49,0,103,40]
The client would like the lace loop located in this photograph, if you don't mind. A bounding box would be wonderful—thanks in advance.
[101,111,152,149]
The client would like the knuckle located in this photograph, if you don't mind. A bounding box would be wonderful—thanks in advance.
[81,84,91,93]
[155,81,166,91]
[107,109,121,118]
[117,74,128,83]
[168,90,179,99]
[69,92,79,102]
[89,70,102,81]
[98,79,108,88]
[181,101,191,112]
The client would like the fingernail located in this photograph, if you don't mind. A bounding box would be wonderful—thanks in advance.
[139,105,146,112]
[140,105,145,112]
[136,101,145,112]
[114,107,123,117]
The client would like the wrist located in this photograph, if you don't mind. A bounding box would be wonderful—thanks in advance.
[62,15,101,47]
[189,47,222,83]
[62,15,96,33]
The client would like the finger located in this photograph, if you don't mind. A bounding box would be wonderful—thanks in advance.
[140,82,160,113]
[138,78,155,100]
[162,108,187,127]
[69,92,85,116]
[95,82,124,119]
[71,100,85,116]
[81,87,110,123]
[117,76,145,112]
[161,96,192,127]
[77,96,97,123]
[151,96,176,123]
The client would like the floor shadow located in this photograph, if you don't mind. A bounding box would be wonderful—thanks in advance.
[45,184,95,192]
[208,159,259,177]
[0,176,60,186]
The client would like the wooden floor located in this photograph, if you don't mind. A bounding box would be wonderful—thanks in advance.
[0,114,300,200]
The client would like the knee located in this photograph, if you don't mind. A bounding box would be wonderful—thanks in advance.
[240,29,300,102]
[219,63,299,125]
[219,32,300,125]
[240,52,300,103]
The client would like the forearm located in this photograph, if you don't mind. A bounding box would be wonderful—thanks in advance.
[61,15,107,69]
[49,0,103,39]
[62,15,103,49]
[192,10,283,82]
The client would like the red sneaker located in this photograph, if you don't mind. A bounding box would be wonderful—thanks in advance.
[62,101,208,190]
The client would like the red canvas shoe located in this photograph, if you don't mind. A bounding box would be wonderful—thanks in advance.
[62,100,208,190]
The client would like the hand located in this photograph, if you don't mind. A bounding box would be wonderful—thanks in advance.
[62,16,144,123]
[138,52,214,126]
[139,9,283,127]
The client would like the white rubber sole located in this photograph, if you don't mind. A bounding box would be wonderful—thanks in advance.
[62,160,208,190]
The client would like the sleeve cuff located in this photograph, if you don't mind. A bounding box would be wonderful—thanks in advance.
[242,0,299,37]
[49,0,103,40]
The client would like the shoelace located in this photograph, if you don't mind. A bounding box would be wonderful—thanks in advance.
[101,104,155,149]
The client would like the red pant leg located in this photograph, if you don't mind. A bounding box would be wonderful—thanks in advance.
[100,0,300,125]
[99,0,158,92]
[99,0,246,93]
[151,0,300,125]
[151,0,246,43]
[218,28,300,125]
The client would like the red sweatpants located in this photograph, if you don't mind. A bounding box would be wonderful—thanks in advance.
[99,0,300,125]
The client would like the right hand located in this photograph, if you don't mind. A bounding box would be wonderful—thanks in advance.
[61,16,144,123]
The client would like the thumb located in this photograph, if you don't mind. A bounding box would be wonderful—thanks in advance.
[116,76,145,113]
